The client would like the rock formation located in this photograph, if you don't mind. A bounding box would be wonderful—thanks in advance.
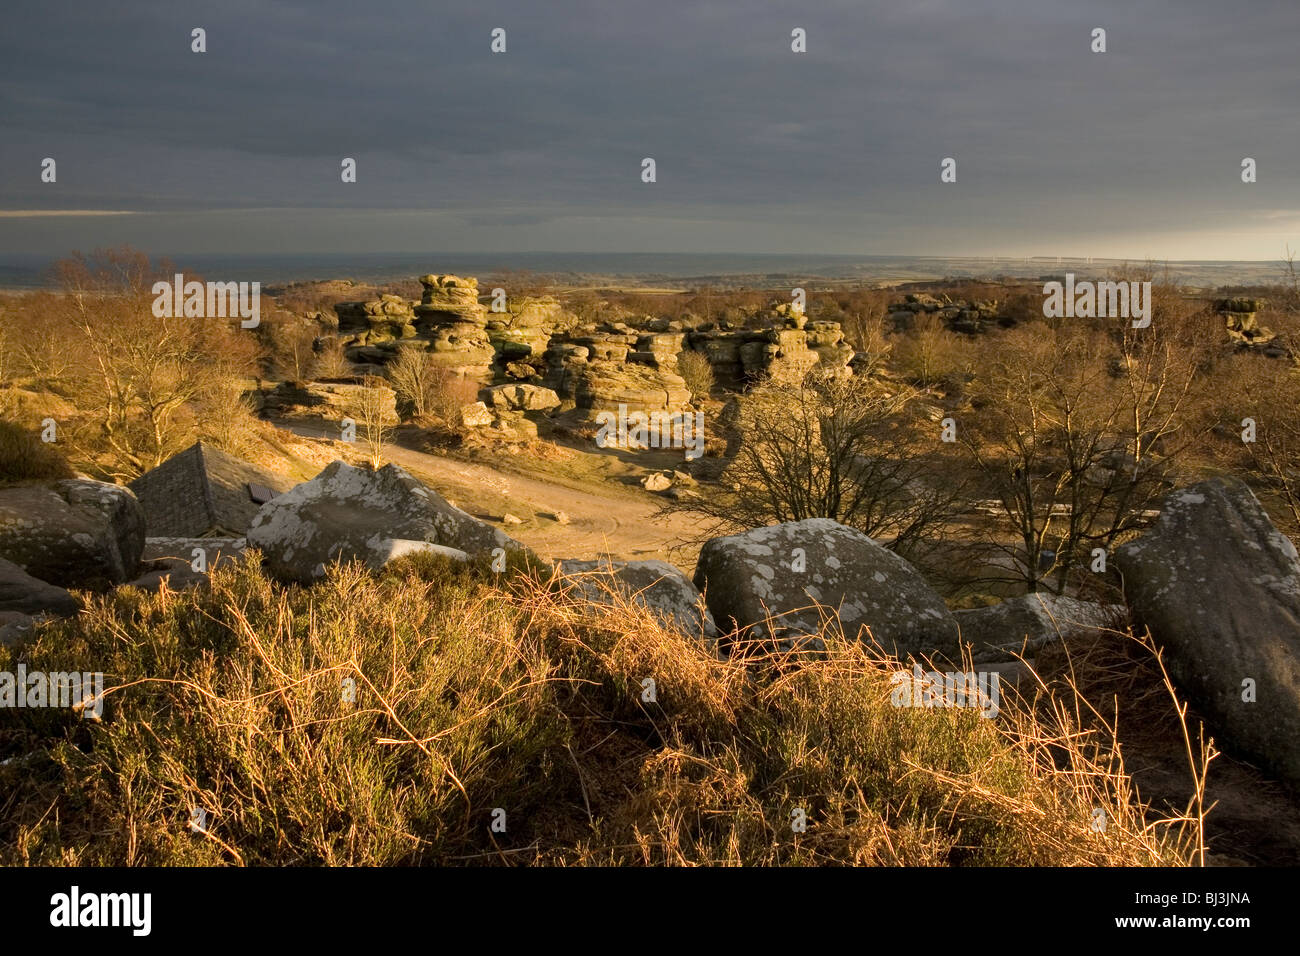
[333,275,497,382]
[887,292,1011,334]
[692,517,960,656]
[482,383,561,413]
[246,461,527,583]
[1116,477,1300,788]
[487,296,563,373]
[0,556,79,618]
[0,479,145,588]
[327,273,870,416]
[407,274,494,380]
[1215,297,1287,356]
[569,363,692,421]
[955,594,1127,664]
[124,537,248,592]
[555,558,716,643]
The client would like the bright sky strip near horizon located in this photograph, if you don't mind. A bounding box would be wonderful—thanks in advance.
[0,0,1297,261]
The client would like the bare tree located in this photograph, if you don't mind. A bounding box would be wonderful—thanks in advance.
[313,336,352,379]
[386,345,435,418]
[895,313,962,387]
[350,375,395,469]
[267,317,320,382]
[1240,360,1300,536]
[0,290,80,387]
[1114,306,1205,473]
[676,369,962,558]
[50,248,260,479]
[198,378,261,459]
[962,322,1191,593]
[430,370,483,433]
[839,308,892,378]
[1283,244,1300,313]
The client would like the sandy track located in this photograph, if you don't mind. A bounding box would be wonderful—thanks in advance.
[272,420,706,567]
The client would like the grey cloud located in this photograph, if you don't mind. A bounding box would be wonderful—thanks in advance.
[0,0,1296,258]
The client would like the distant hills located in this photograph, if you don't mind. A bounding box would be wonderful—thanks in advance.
[0,251,1288,292]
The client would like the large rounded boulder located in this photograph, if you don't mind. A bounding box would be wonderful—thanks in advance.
[1116,477,1300,788]
[556,558,716,644]
[0,479,145,588]
[692,518,959,656]
[247,461,525,583]
[0,556,79,617]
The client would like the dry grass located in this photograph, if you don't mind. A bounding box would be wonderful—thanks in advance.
[0,552,1207,866]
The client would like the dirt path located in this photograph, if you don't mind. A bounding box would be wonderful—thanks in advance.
[271,420,707,567]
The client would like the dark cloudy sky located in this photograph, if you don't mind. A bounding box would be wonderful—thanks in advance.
[1,0,1298,260]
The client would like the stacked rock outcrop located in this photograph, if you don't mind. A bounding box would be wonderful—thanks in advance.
[328,274,866,418]
[1215,298,1286,356]
[487,296,563,373]
[413,275,495,377]
[887,292,1010,334]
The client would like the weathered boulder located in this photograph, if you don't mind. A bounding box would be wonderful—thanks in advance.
[633,332,687,371]
[1219,297,1262,313]
[504,360,541,381]
[423,325,495,367]
[460,401,494,428]
[504,296,564,326]
[472,411,539,442]
[335,295,417,341]
[482,383,561,413]
[1214,298,1276,349]
[0,479,145,588]
[373,539,469,564]
[246,461,524,583]
[771,302,808,328]
[382,274,495,376]
[691,333,745,387]
[804,321,856,376]
[641,472,672,492]
[571,335,631,364]
[486,298,559,361]
[414,274,487,323]
[0,556,79,617]
[955,594,1127,664]
[126,537,247,592]
[693,518,959,656]
[1116,478,1300,787]
[557,558,716,642]
[571,363,692,420]
[541,343,591,399]
[740,328,821,384]
[0,610,37,647]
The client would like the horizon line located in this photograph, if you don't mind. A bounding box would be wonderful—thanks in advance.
[0,250,1290,265]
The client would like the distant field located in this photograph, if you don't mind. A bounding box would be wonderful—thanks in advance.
[0,252,1291,293]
